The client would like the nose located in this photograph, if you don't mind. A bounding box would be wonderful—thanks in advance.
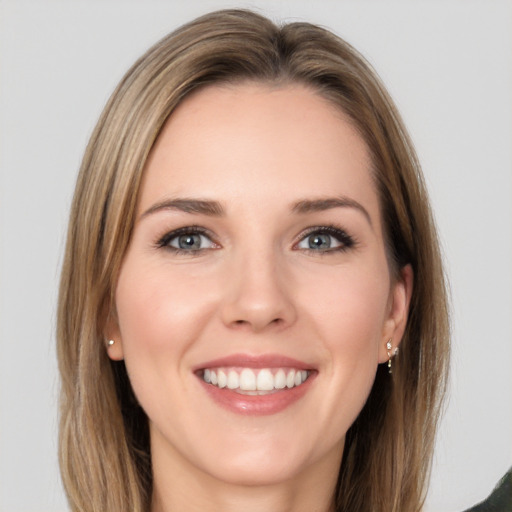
[220,250,297,333]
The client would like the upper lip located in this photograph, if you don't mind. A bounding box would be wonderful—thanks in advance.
[193,353,314,372]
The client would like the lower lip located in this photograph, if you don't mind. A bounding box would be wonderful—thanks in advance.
[198,374,315,416]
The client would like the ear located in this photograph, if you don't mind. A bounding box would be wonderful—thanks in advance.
[104,310,125,361]
[378,264,413,363]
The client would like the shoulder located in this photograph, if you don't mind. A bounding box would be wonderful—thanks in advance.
[463,467,512,511]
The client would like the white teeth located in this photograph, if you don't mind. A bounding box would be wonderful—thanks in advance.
[240,368,257,390]
[227,370,239,389]
[203,367,309,392]
[275,369,286,389]
[256,369,274,391]
[217,369,227,388]
[286,370,295,388]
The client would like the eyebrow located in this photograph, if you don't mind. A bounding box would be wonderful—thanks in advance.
[140,195,372,227]
[140,198,225,220]
[291,197,373,227]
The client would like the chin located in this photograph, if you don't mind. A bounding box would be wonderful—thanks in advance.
[203,456,311,487]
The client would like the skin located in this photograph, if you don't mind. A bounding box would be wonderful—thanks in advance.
[107,83,412,512]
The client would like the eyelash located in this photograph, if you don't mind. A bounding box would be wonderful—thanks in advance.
[295,225,357,254]
[155,226,217,255]
[155,224,357,255]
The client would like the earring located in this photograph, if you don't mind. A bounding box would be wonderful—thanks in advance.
[386,339,393,374]
[107,339,115,346]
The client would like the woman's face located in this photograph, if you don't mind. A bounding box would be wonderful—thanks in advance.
[108,83,410,487]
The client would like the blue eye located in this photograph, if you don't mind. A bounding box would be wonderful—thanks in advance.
[171,233,208,250]
[303,233,335,250]
[296,227,354,252]
[158,228,216,252]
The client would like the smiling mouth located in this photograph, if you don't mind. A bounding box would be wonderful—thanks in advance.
[200,367,310,395]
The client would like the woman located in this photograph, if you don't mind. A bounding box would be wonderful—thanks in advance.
[57,9,449,512]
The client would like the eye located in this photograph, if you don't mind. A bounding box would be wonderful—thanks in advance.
[157,227,217,253]
[296,226,355,253]
[171,233,212,250]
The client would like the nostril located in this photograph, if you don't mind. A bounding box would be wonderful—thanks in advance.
[231,317,283,330]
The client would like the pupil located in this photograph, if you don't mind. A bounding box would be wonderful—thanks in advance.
[178,234,201,249]
[309,234,330,249]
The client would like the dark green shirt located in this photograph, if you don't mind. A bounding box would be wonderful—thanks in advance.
[463,467,512,511]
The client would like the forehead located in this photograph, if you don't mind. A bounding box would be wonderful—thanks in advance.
[139,82,378,218]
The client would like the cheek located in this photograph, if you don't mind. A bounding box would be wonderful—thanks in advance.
[297,261,389,402]
[113,257,219,406]
[113,257,222,430]
[116,259,215,352]
[286,263,390,448]
[298,263,390,353]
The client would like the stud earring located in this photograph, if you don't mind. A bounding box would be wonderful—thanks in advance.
[107,339,115,346]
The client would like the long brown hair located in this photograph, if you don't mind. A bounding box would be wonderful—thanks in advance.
[57,9,449,512]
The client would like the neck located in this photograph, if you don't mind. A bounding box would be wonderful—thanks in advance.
[152,473,338,512]
[150,435,341,512]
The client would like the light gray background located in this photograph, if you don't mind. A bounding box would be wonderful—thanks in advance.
[1,1,511,511]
